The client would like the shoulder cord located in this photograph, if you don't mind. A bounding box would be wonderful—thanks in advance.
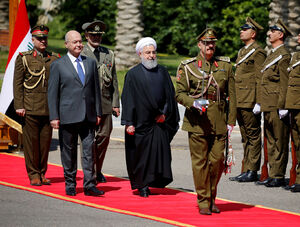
[22,55,46,89]
[184,64,220,102]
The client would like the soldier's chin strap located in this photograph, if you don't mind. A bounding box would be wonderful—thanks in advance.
[22,55,46,89]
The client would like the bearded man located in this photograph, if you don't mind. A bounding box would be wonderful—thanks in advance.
[121,37,180,197]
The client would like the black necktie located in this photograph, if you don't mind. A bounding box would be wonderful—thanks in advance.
[94,48,100,61]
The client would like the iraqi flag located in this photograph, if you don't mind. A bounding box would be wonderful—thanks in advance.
[0,0,33,115]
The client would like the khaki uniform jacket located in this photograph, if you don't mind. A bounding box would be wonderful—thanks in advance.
[81,45,120,115]
[13,49,60,116]
[235,41,266,108]
[285,52,300,109]
[176,54,236,135]
[260,45,291,112]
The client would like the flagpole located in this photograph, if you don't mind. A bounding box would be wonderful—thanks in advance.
[9,0,20,47]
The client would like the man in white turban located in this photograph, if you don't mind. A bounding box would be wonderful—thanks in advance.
[135,37,158,69]
[121,37,180,197]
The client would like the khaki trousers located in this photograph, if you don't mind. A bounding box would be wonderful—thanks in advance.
[23,115,52,180]
[94,114,112,175]
[188,132,225,209]
[237,108,262,172]
[264,111,289,178]
[290,110,300,184]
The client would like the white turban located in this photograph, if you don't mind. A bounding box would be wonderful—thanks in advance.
[135,37,157,55]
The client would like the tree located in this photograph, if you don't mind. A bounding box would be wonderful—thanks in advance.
[26,0,44,26]
[143,0,271,58]
[268,0,300,52]
[49,0,117,44]
[213,0,271,59]
[114,0,143,70]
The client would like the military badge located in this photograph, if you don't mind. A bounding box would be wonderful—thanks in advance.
[177,69,183,80]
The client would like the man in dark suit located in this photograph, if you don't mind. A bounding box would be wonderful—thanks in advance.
[48,30,103,196]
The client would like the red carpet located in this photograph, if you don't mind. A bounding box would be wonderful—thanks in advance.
[0,153,299,226]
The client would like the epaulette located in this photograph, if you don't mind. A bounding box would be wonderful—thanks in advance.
[19,50,33,56]
[181,57,196,65]
[215,56,230,63]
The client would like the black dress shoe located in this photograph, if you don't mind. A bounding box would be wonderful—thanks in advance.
[96,172,107,183]
[238,171,258,182]
[66,187,76,196]
[283,184,293,190]
[138,186,150,197]
[84,186,105,196]
[255,178,271,185]
[291,184,300,192]
[229,172,247,181]
[265,178,286,187]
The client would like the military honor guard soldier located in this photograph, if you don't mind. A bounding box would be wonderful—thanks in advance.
[175,28,236,215]
[285,33,300,193]
[257,19,292,187]
[81,20,120,184]
[13,25,60,186]
[230,17,266,182]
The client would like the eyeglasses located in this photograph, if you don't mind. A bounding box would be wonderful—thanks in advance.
[89,34,103,37]
[34,36,48,41]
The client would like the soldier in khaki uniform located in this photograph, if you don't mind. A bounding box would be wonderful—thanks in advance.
[285,33,300,193]
[13,25,60,186]
[230,17,266,182]
[257,19,292,187]
[175,28,236,215]
[81,21,120,183]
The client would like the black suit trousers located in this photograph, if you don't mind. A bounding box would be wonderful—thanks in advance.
[59,120,96,189]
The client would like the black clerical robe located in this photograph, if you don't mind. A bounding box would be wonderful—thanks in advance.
[121,63,179,190]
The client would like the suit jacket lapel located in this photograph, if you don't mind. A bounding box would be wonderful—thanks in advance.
[64,56,83,86]
[85,45,98,62]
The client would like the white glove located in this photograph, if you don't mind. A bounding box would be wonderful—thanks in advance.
[253,103,261,115]
[278,109,288,119]
[227,124,234,137]
[193,99,209,111]
[193,100,202,109]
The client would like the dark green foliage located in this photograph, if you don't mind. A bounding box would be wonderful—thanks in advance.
[143,0,271,58]
[48,0,270,58]
[49,0,117,44]
[211,0,271,59]
[26,0,44,26]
